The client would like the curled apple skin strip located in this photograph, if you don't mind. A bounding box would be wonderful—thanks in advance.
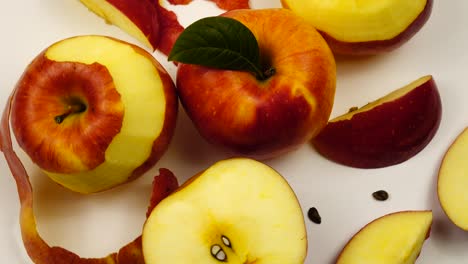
[0,95,179,264]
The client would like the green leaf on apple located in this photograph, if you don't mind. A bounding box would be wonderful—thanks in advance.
[168,16,269,80]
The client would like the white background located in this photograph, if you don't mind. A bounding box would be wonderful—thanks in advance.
[0,0,467,263]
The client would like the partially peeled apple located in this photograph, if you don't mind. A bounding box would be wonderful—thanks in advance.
[10,35,178,194]
[281,0,433,55]
[142,158,308,264]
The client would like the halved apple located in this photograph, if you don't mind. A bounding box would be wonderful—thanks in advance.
[281,0,433,55]
[79,0,160,50]
[438,128,468,230]
[312,75,441,168]
[11,35,178,193]
[142,158,307,264]
[336,211,433,264]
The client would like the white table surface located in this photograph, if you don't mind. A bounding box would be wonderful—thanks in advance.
[0,1,467,263]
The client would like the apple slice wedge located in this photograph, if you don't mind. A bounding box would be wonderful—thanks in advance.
[281,0,433,55]
[312,75,442,168]
[79,0,160,50]
[142,158,307,264]
[438,128,468,230]
[336,211,433,264]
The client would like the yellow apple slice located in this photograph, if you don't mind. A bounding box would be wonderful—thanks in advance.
[142,158,307,264]
[11,35,178,193]
[281,0,433,55]
[438,128,468,230]
[336,211,433,264]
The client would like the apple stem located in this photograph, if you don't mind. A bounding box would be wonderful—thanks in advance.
[256,67,276,81]
[54,103,87,124]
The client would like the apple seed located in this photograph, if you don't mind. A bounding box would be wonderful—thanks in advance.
[211,244,227,262]
[221,235,232,248]
[348,106,359,113]
[372,190,389,201]
[307,207,322,224]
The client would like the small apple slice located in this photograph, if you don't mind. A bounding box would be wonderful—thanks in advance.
[142,158,307,264]
[11,35,178,193]
[79,0,160,50]
[281,0,433,55]
[312,75,441,168]
[438,128,468,230]
[336,211,433,264]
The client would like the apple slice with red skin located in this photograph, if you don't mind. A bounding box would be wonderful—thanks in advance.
[175,8,336,159]
[281,0,433,55]
[312,75,442,169]
[438,128,468,230]
[79,0,160,50]
[336,211,433,264]
[10,35,178,193]
[78,0,249,55]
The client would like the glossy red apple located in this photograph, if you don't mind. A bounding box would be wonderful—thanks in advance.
[175,8,336,159]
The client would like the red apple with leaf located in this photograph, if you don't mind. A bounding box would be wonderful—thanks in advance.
[170,8,336,159]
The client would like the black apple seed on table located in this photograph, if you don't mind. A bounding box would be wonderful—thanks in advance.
[307,207,321,224]
[372,190,389,201]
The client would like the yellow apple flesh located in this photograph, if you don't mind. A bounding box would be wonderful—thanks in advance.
[336,211,433,264]
[11,35,178,193]
[438,128,468,230]
[281,0,433,55]
[142,158,307,264]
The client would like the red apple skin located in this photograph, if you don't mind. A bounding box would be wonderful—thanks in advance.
[11,54,124,174]
[321,0,433,55]
[100,0,160,50]
[176,9,336,159]
[312,77,441,169]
